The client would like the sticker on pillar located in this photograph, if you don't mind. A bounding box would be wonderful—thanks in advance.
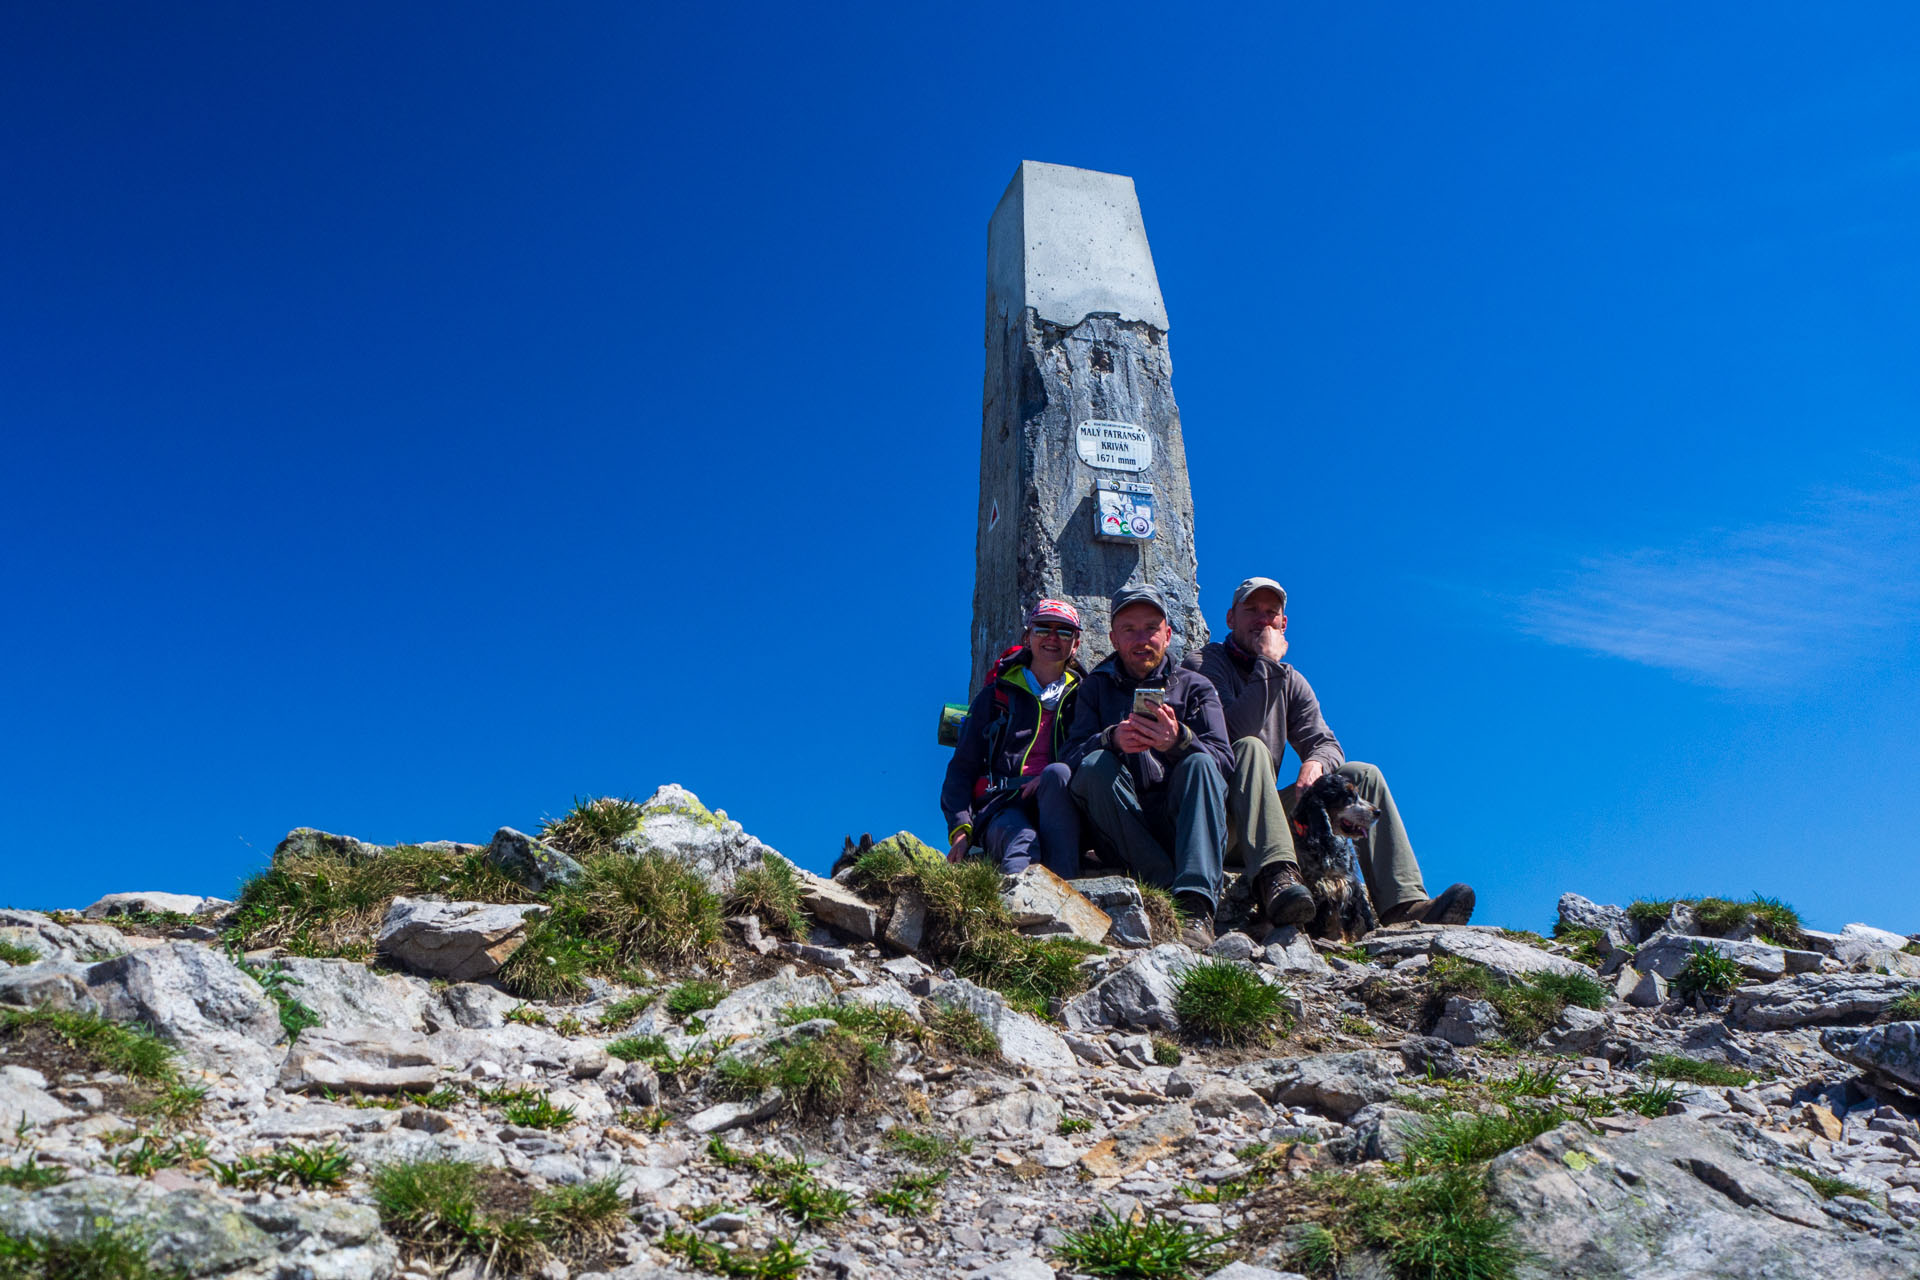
[1095,482,1156,542]
[1075,421,1153,472]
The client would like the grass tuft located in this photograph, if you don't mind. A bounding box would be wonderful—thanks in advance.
[0,941,40,966]
[0,1156,67,1190]
[871,1169,947,1217]
[370,1158,624,1274]
[1672,944,1744,998]
[659,1230,809,1279]
[883,1127,972,1163]
[1620,1081,1679,1117]
[497,851,723,1000]
[727,857,811,938]
[926,1000,1000,1057]
[1635,1053,1758,1087]
[0,1219,176,1280]
[540,795,644,857]
[1138,885,1182,944]
[0,1007,177,1082]
[1787,1166,1877,1202]
[1054,1209,1231,1278]
[1425,958,1602,1046]
[1286,1166,1520,1280]
[666,979,727,1020]
[211,1141,353,1189]
[712,1026,888,1118]
[1172,960,1288,1046]
[1400,1106,1569,1171]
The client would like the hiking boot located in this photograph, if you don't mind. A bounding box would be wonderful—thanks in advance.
[1256,862,1316,927]
[1175,892,1216,950]
[1380,883,1476,927]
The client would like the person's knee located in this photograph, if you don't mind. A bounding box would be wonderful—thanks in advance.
[1340,760,1388,797]
[1232,737,1273,768]
[1071,749,1121,798]
[1037,761,1072,793]
[1172,751,1228,797]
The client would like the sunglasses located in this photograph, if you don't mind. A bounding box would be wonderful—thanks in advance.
[1030,624,1079,639]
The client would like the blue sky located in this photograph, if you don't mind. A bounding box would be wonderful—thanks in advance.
[5,5,1918,934]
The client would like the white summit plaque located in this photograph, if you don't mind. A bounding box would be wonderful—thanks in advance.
[1075,420,1153,472]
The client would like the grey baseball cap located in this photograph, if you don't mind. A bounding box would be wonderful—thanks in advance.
[1109,584,1170,619]
[1231,576,1287,610]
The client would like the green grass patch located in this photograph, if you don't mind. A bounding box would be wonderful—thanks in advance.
[1884,991,1920,1021]
[1672,945,1744,998]
[659,1230,809,1279]
[596,991,655,1029]
[1425,958,1592,1046]
[763,1174,851,1227]
[871,1169,947,1217]
[1054,1208,1231,1278]
[210,1141,352,1190]
[1497,929,1550,949]
[1626,895,1804,947]
[370,1159,625,1274]
[1620,1081,1679,1117]
[112,1134,208,1177]
[1059,1116,1093,1135]
[953,931,1100,1011]
[1787,1166,1877,1202]
[132,1080,210,1127]
[666,979,727,1020]
[1138,885,1181,943]
[1399,1106,1569,1171]
[926,1000,1000,1057]
[1635,1054,1758,1087]
[0,1157,66,1190]
[1549,926,1609,968]
[0,1007,177,1082]
[782,1001,923,1044]
[540,796,644,857]
[1286,1166,1519,1280]
[712,1025,888,1118]
[0,941,39,966]
[1152,1036,1182,1065]
[727,856,811,939]
[497,851,724,1000]
[229,951,323,1043]
[883,1127,972,1163]
[498,1092,577,1130]
[1172,960,1289,1046]
[0,1220,181,1280]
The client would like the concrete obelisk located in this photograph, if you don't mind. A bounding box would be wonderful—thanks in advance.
[971,161,1206,691]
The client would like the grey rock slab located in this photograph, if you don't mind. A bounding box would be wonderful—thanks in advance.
[799,873,882,941]
[0,1066,77,1128]
[964,1257,1056,1280]
[0,909,134,965]
[1558,893,1631,936]
[1843,923,1912,951]
[279,1025,442,1093]
[0,1176,397,1279]
[1726,973,1919,1030]
[82,891,213,919]
[275,956,429,1031]
[686,1090,786,1134]
[692,967,836,1044]
[1262,926,1334,976]
[954,1087,1062,1139]
[1189,1080,1272,1122]
[428,981,523,1030]
[1540,1005,1611,1056]
[1489,1115,1918,1279]
[1823,1023,1920,1096]
[1632,935,1790,982]
[273,827,387,864]
[482,827,582,893]
[85,942,283,1077]
[1206,1266,1307,1280]
[1232,1051,1405,1120]
[1073,877,1153,947]
[1062,943,1196,1033]
[1627,970,1670,1008]
[1002,865,1110,944]
[1079,1102,1196,1178]
[613,785,788,892]
[378,897,545,982]
[1431,930,1592,982]
[248,1102,397,1138]
[0,959,98,1013]
[883,887,929,952]
[933,978,1074,1069]
[1207,932,1258,963]
[1433,996,1502,1047]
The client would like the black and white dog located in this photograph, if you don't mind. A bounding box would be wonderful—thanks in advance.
[1291,773,1381,940]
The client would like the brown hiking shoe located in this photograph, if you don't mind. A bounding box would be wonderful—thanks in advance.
[1175,892,1217,950]
[1380,883,1476,927]
[1257,863,1316,927]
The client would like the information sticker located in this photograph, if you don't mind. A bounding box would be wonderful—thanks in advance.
[1075,420,1153,472]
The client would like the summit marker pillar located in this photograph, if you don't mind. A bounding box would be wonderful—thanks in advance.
[971,160,1206,691]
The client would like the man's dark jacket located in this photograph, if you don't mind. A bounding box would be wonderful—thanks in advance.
[1180,637,1345,772]
[1063,652,1234,791]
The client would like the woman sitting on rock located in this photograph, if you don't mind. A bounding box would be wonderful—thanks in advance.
[939,600,1086,877]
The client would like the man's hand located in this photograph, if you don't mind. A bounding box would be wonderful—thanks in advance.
[947,832,971,863]
[1294,760,1325,793]
[1117,702,1181,754]
[1255,626,1289,663]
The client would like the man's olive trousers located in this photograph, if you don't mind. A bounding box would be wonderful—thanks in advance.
[1227,737,1426,916]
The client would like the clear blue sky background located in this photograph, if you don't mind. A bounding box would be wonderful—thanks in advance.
[6,5,1918,934]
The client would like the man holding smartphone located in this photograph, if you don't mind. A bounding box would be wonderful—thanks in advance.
[1064,585,1235,949]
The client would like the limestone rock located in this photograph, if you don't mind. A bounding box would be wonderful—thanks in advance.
[1489,1115,1916,1278]
[1557,893,1630,936]
[85,942,283,1074]
[1433,996,1502,1047]
[801,874,881,941]
[1627,970,1669,1008]
[1232,1051,1405,1120]
[933,978,1074,1069]
[693,968,835,1044]
[1725,973,1918,1030]
[1631,935,1809,983]
[0,1175,397,1279]
[883,887,928,952]
[427,981,523,1030]
[483,827,582,893]
[1062,944,1195,1033]
[274,827,386,864]
[613,784,786,891]
[1073,876,1154,947]
[1079,1103,1196,1178]
[280,1025,442,1094]
[376,897,545,981]
[1001,866,1111,945]
[275,956,428,1031]
[1822,1023,1920,1096]
[0,909,135,965]
[0,1065,76,1129]
[0,959,97,1012]
[1540,1005,1611,1055]
[1431,930,1592,982]
[954,1087,1062,1138]
[1207,1267,1308,1280]
[1189,1079,1272,1122]
[1263,926,1335,976]
[82,891,219,919]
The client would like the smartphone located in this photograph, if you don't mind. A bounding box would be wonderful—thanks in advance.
[1131,687,1167,718]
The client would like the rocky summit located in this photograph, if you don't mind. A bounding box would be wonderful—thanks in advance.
[3,789,1920,1280]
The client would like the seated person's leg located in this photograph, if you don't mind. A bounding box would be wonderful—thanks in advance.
[1338,761,1473,925]
[1163,752,1228,913]
[1070,749,1175,887]
[1231,737,1314,924]
[981,806,1041,874]
[1030,762,1081,879]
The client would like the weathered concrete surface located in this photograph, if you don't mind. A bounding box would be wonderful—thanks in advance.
[973,161,1204,689]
